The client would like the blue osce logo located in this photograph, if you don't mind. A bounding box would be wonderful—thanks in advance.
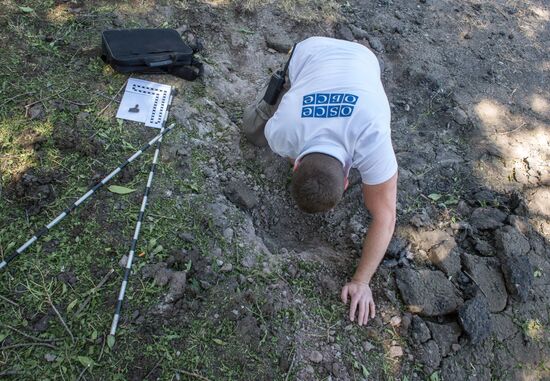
[301,93,358,118]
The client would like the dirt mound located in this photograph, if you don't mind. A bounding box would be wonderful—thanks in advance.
[6,167,64,214]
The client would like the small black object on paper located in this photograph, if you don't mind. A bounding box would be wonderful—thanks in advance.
[129,104,140,113]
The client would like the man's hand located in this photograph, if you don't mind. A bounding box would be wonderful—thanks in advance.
[341,281,376,326]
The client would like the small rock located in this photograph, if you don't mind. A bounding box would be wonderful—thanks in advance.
[462,253,508,313]
[458,295,492,345]
[367,36,384,52]
[44,353,57,362]
[175,24,188,34]
[494,225,530,257]
[425,321,462,357]
[75,112,90,129]
[474,238,494,256]
[390,316,402,327]
[401,312,412,332]
[32,313,51,333]
[220,263,233,272]
[336,24,354,41]
[451,343,461,352]
[386,236,408,259]
[153,267,173,287]
[507,215,530,235]
[241,254,256,268]
[309,350,323,363]
[332,362,348,378]
[224,180,259,209]
[469,208,507,230]
[500,254,533,302]
[410,315,431,344]
[223,228,234,242]
[410,210,432,227]
[350,25,370,39]
[235,315,261,347]
[177,231,195,243]
[141,262,167,279]
[287,264,297,277]
[57,271,77,286]
[362,341,375,352]
[396,268,463,316]
[112,14,123,27]
[382,258,399,268]
[265,35,292,53]
[456,200,472,216]
[417,339,441,369]
[28,103,45,120]
[319,273,340,296]
[453,107,469,125]
[164,271,186,303]
[414,230,460,276]
[389,345,403,358]
[212,247,222,258]
[118,255,128,268]
[278,353,290,373]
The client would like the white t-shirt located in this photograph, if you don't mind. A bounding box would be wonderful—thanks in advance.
[264,36,398,185]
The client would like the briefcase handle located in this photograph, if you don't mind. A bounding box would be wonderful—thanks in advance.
[145,58,174,67]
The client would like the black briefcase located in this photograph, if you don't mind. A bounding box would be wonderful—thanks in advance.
[101,29,203,81]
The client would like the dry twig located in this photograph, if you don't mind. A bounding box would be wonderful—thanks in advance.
[144,356,164,380]
[48,298,75,344]
[0,91,35,107]
[0,323,59,343]
[76,268,114,316]
[1,341,57,350]
[24,87,69,116]
[0,370,21,377]
[173,369,212,381]
[96,80,127,117]
[0,294,19,307]
[75,365,89,381]
[97,334,107,362]
[284,347,297,381]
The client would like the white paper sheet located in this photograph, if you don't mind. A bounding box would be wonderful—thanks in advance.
[116,79,172,129]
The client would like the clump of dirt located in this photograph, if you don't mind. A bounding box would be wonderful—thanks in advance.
[7,167,64,214]
[52,120,103,157]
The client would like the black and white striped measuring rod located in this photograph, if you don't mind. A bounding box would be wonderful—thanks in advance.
[109,123,166,337]
[0,123,176,271]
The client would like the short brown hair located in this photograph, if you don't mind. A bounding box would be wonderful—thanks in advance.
[291,153,345,213]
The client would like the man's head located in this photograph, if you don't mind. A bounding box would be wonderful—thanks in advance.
[291,153,346,213]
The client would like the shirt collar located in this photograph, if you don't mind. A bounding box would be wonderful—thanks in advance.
[296,143,351,176]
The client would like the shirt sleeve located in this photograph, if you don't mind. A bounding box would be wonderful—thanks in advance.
[355,134,398,185]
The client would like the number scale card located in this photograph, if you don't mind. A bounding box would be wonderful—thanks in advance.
[116,79,172,129]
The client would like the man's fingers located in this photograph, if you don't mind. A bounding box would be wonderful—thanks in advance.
[341,286,348,304]
[349,297,358,322]
[358,300,366,326]
[362,305,369,326]
[369,300,376,319]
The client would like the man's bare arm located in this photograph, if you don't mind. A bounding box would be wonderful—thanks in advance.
[341,172,397,326]
[354,172,397,283]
